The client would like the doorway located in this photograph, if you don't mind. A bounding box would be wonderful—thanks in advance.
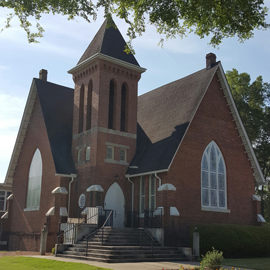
[104,182,125,228]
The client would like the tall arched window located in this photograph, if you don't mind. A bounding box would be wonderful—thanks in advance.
[86,80,93,130]
[78,84,85,133]
[201,141,226,209]
[120,83,128,132]
[108,80,115,129]
[26,149,42,210]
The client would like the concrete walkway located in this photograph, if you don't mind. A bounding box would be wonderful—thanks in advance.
[27,255,254,270]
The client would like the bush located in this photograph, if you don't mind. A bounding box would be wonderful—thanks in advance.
[200,247,223,270]
[51,247,55,254]
[192,224,270,258]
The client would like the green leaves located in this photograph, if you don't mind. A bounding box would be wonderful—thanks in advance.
[1,0,269,46]
[227,69,270,222]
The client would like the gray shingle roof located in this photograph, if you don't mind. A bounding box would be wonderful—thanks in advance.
[35,79,76,175]
[127,64,219,176]
[77,18,139,66]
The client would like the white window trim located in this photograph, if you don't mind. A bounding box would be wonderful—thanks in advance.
[86,146,90,161]
[106,146,114,160]
[119,148,127,162]
[149,174,156,211]
[201,141,228,212]
[0,191,11,212]
[25,148,42,211]
[139,176,145,215]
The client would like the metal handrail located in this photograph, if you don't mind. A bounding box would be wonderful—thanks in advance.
[85,210,113,257]
[57,211,100,245]
[143,209,162,228]
[139,227,155,257]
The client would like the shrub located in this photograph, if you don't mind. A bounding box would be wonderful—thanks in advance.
[191,223,270,258]
[200,247,223,270]
[51,247,55,254]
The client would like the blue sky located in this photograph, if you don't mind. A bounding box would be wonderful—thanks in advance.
[0,3,270,183]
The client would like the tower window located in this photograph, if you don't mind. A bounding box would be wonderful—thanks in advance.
[108,80,115,129]
[86,146,90,161]
[107,146,114,160]
[120,84,128,132]
[78,149,82,163]
[119,149,127,162]
[86,80,93,130]
[78,84,85,133]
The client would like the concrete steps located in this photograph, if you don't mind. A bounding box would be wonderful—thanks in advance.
[57,227,187,263]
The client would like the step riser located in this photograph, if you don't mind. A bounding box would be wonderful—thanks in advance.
[58,227,186,263]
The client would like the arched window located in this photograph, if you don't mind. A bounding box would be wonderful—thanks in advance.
[26,149,42,210]
[86,80,93,130]
[201,141,226,209]
[78,84,85,133]
[120,83,128,132]
[108,80,116,129]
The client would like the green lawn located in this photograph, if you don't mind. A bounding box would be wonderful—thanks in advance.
[223,257,270,270]
[0,256,113,270]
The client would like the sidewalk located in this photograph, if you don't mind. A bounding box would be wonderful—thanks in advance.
[28,255,254,270]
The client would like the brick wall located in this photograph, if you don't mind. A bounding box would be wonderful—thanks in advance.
[70,59,141,220]
[132,74,259,232]
[7,95,68,251]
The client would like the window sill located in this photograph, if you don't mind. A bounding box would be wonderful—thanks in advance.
[201,207,230,213]
[24,206,40,212]
[104,159,129,166]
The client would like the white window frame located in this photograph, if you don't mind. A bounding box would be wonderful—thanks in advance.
[78,149,82,163]
[25,148,42,211]
[119,148,127,162]
[149,174,156,211]
[107,146,114,160]
[201,141,227,211]
[0,191,11,212]
[139,176,145,214]
[86,146,90,161]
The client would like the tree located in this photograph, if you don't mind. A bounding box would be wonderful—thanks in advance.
[1,0,269,48]
[226,69,270,222]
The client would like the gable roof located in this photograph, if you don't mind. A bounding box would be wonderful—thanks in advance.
[35,79,76,175]
[127,62,265,185]
[4,78,76,186]
[77,17,139,66]
[126,65,218,177]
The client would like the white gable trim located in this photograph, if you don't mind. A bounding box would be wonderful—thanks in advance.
[168,63,264,185]
[216,64,265,185]
[3,79,38,187]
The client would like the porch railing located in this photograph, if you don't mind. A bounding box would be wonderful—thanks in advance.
[85,210,113,257]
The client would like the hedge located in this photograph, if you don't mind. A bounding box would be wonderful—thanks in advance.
[191,224,270,258]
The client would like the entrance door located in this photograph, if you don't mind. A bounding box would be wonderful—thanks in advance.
[104,182,125,228]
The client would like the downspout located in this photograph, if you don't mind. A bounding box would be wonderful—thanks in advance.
[155,173,162,187]
[127,176,134,227]
[68,175,77,217]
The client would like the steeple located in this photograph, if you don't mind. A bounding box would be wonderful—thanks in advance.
[77,16,139,67]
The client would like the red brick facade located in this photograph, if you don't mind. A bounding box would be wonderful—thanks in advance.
[3,42,262,251]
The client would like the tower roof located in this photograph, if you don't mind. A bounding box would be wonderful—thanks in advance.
[77,17,140,66]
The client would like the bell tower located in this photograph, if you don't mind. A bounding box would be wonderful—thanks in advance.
[68,17,146,218]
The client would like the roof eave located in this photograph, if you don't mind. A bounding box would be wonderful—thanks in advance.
[68,53,146,74]
[125,168,169,178]
[3,79,38,187]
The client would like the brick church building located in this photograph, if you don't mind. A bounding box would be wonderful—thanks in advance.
[1,17,265,252]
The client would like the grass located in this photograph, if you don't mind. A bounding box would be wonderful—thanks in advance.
[0,256,113,270]
[223,257,270,270]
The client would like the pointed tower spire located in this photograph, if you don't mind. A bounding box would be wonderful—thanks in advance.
[77,16,139,66]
